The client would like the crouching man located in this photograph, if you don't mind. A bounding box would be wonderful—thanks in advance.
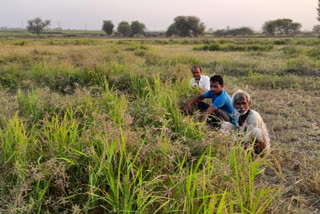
[184,75,237,127]
[222,90,270,155]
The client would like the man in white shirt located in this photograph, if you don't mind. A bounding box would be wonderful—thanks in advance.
[221,90,270,155]
[189,65,210,91]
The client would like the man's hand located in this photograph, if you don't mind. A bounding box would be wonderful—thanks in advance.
[183,94,205,114]
[183,102,192,114]
[206,105,216,114]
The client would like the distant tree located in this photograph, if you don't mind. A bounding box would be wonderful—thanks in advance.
[313,24,320,33]
[229,27,253,36]
[274,19,293,34]
[130,21,145,36]
[262,19,301,36]
[166,16,205,37]
[102,20,114,36]
[288,22,302,34]
[117,21,131,37]
[166,24,178,37]
[186,16,205,36]
[208,28,214,33]
[213,27,253,37]
[262,21,277,36]
[26,17,51,35]
[213,29,227,37]
[237,27,254,35]
[316,1,320,36]
[317,0,320,22]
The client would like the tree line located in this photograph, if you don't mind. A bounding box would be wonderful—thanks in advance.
[102,20,145,37]
[26,13,319,37]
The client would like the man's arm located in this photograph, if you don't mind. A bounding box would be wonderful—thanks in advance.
[183,94,205,113]
[201,94,227,115]
[202,104,216,115]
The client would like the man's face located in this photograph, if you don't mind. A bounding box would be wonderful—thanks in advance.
[234,98,251,115]
[191,67,202,80]
[210,81,223,95]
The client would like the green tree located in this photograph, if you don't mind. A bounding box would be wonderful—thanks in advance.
[130,21,145,36]
[102,20,114,36]
[166,16,205,37]
[274,19,293,34]
[26,17,51,35]
[288,22,302,34]
[262,19,301,36]
[317,0,320,22]
[262,21,277,36]
[213,29,227,37]
[166,23,178,37]
[313,25,320,33]
[117,21,131,37]
[214,27,254,37]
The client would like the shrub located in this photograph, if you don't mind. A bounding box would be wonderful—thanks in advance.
[194,43,273,52]
[306,48,320,59]
[281,46,301,57]
[273,39,291,45]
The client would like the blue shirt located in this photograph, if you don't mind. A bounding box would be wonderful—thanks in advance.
[203,89,237,125]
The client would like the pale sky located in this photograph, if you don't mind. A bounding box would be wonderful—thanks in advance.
[0,0,318,31]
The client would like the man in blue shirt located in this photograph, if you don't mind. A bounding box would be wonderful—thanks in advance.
[184,75,237,126]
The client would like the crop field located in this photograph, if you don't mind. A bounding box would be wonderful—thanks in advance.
[0,37,319,213]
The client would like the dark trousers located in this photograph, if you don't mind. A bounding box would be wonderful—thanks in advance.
[197,101,232,127]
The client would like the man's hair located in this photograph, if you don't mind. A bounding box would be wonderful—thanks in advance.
[232,89,251,105]
[191,65,202,73]
[210,75,223,85]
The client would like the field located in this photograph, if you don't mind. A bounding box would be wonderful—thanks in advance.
[0,30,106,38]
[0,37,319,213]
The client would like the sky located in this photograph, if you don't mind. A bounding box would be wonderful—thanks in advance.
[0,0,318,31]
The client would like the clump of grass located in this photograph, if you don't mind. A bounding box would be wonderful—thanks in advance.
[193,41,220,51]
[2,54,32,66]
[144,53,163,66]
[125,42,149,52]
[0,64,25,89]
[292,39,320,46]
[281,46,302,58]
[17,89,47,123]
[194,43,273,52]
[45,39,103,46]
[273,39,291,45]
[12,40,29,46]
[286,56,316,74]
[164,55,202,66]
[204,60,256,76]
[102,80,129,127]
[240,68,320,90]
[30,49,55,56]
[129,74,206,141]
[306,48,320,60]
[0,114,32,166]
[43,110,82,156]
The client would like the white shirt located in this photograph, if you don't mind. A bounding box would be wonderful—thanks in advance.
[221,109,270,151]
[189,75,210,91]
[236,110,270,149]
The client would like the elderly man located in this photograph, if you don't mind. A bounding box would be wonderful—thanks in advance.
[189,65,210,91]
[184,75,237,127]
[222,90,270,155]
